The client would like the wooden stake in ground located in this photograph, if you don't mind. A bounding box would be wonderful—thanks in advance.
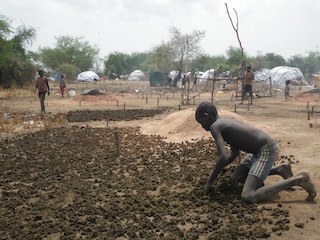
[114,132,120,156]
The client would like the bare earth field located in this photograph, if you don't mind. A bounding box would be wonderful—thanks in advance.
[0,80,320,239]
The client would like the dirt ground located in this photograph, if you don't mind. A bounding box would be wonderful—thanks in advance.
[0,80,320,239]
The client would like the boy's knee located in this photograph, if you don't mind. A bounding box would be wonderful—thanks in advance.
[241,191,258,204]
[231,165,249,183]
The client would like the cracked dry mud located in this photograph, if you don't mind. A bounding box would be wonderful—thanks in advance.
[0,110,293,239]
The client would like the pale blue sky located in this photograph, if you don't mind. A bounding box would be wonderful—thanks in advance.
[1,0,320,59]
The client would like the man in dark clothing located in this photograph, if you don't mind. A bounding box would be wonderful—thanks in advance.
[35,70,50,114]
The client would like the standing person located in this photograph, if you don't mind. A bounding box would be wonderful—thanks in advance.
[166,74,172,88]
[59,74,66,98]
[182,74,186,89]
[34,70,50,114]
[285,80,292,99]
[195,102,316,203]
[241,65,254,104]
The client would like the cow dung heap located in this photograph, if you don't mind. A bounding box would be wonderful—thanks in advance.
[0,109,292,239]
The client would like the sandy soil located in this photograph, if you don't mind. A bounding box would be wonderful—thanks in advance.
[1,80,320,239]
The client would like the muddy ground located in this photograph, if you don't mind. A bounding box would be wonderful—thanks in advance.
[0,80,320,239]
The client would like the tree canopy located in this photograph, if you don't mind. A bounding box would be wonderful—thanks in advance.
[39,36,99,79]
[0,16,36,88]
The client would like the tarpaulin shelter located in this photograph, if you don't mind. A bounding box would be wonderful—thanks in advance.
[77,71,100,82]
[198,69,214,82]
[128,70,147,81]
[254,68,270,81]
[265,66,307,86]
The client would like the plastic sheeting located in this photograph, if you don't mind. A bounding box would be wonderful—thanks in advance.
[77,71,100,82]
[265,66,307,86]
[128,70,147,81]
[197,69,214,82]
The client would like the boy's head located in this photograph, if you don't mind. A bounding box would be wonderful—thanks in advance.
[195,102,218,131]
[38,70,44,77]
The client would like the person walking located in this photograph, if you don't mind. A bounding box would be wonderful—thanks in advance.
[34,70,50,114]
[59,74,66,98]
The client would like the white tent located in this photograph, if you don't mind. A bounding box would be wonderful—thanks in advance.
[128,70,147,81]
[77,71,100,82]
[254,68,270,81]
[265,66,307,86]
[198,69,214,82]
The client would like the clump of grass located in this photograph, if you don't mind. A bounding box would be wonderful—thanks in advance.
[0,113,23,133]
[0,85,34,98]
[43,114,66,129]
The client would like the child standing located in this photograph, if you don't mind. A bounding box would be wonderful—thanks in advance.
[285,80,291,99]
[59,74,66,98]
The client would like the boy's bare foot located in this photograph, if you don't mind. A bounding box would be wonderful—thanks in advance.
[297,171,317,201]
[280,163,293,179]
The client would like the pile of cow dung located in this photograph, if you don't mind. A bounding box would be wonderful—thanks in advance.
[0,108,295,239]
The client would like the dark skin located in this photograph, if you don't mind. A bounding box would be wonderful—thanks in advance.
[196,102,317,203]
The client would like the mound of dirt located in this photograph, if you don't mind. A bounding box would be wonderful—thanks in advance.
[140,107,247,143]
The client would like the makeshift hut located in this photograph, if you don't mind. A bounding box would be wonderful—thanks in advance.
[198,69,215,82]
[265,66,307,86]
[77,71,100,82]
[128,70,147,81]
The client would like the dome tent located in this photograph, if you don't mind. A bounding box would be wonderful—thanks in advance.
[77,71,100,82]
[265,66,307,86]
[128,70,147,81]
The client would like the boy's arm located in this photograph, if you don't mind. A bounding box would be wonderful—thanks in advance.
[46,78,50,94]
[204,149,239,193]
[34,80,38,92]
[204,127,239,193]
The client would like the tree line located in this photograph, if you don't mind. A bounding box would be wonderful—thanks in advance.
[1,15,320,88]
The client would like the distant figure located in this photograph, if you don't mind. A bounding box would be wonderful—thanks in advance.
[241,65,254,104]
[192,73,197,90]
[166,74,172,88]
[34,70,50,114]
[195,102,316,203]
[59,74,66,98]
[285,80,292,99]
[182,74,186,88]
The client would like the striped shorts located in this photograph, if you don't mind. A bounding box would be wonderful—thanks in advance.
[240,141,279,181]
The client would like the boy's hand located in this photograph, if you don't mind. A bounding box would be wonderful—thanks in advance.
[204,183,214,195]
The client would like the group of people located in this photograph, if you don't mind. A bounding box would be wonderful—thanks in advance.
[34,70,66,113]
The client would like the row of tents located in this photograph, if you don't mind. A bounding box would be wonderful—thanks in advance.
[76,70,147,82]
[52,66,317,88]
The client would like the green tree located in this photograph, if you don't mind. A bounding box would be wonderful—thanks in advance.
[302,51,320,75]
[264,53,286,69]
[0,16,36,88]
[150,26,205,86]
[190,54,229,75]
[40,36,99,78]
[128,52,149,72]
[104,52,130,78]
